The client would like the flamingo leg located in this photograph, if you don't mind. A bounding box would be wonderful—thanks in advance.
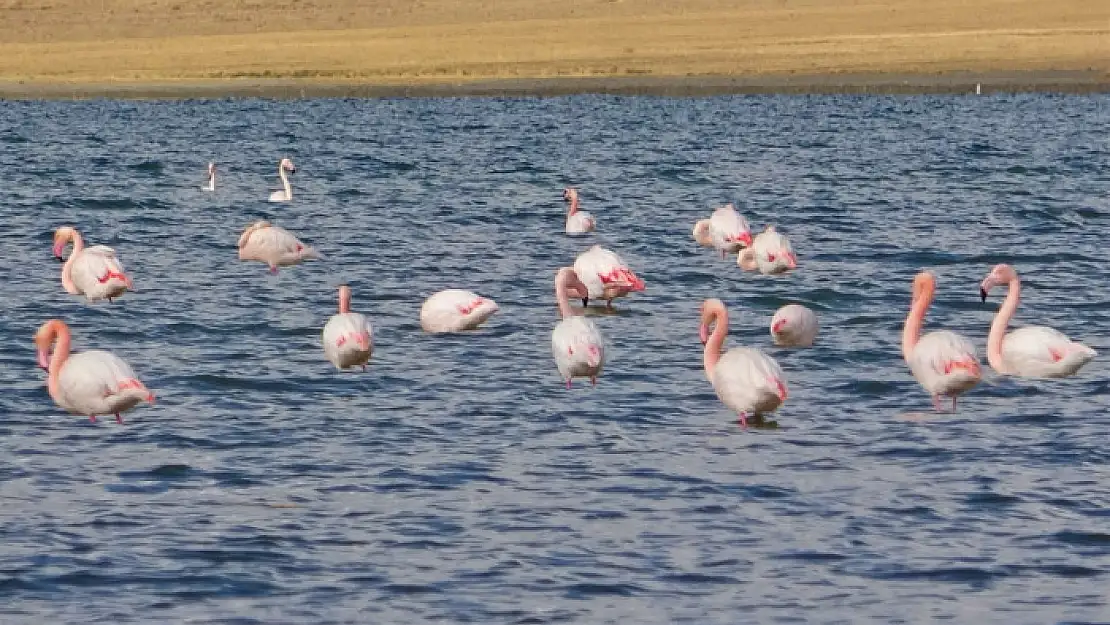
[605,300,614,310]
[269,265,279,275]
[361,364,367,372]
[720,249,726,259]
[565,379,572,390]
[951,397,958,413]
[108,297,113,303]
[115,413,125,425]
[738,412,749,428]
[931,395,943,412]
[89,415,97,423]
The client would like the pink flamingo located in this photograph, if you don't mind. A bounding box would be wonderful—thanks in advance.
[552,267,605,388]
[237,220,320,274]
[420,289,499,333]
[52,226,133,302]
[562,187,596,235]
[322,285,373,371]
[707,204,753,257]
[572,245,646,308]
[34,319,154,424]
[979,264,1096,377]
[902,271,982,411]
[700,298,788,426]
[771,304,819,347]
[738,225,797,274]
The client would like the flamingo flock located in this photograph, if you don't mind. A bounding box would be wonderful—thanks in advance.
[33,164,1096,427]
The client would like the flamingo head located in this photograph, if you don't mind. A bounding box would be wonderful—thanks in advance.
[280,158,296,173]
[52,226,77,260]
[979,263,1016,302]
[33,323,56,370]
[912,271,937,304]
[562,187,578,203]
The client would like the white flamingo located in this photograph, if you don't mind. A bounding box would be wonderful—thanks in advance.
[738,225,797,275]
[979,264,1096,377]
[708,203,753,257]
[52,226,133,303]
[572,245,646,308]
[699,298,788,427]
[268,158,296,202]
[237,220,320,274]
[551,267,605,388]
[771,304,819,347]
[420,289,499,333]
[903,271,982,411]
[322,285,373,371]
[203,162,215,191]
[562,187,596,235]
[34,319,154,424]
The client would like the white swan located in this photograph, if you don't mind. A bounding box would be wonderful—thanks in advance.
[268,158,296,202]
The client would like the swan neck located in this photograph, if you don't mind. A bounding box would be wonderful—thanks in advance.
[987,276,1021,372]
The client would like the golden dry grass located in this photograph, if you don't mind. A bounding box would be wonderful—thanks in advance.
[0,0,1106,86]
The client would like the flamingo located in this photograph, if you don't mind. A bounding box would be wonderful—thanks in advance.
[692,219,714,247]
[322,285,373,371]
[34,319,154,424]
[237,221,320,274]
[979,264,1096,377]
[52,226,133,302]
[420,289,499,333]
[771,304,819,347]
[738,225,797,275]
[708,204,753,257]
[562,187,596,235]
[268,158,296,202]
[902,271,982,411]
[551,267,605,388]
[699,298,788,427]
[203,162,215,191]
[572,245,646,308]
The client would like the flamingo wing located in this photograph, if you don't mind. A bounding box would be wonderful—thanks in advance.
[1001,326,1095,376]
[69,247,130,295]
[708,205,751,251]
[56,350,136,407]
[909,330,981,395]
[712,347,787,415]
[323,312,373,368]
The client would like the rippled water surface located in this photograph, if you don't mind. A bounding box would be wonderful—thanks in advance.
[1,94,1108,623]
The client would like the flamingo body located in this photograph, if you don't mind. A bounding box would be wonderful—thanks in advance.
[566,212,596,235]
[906,330,983,399]
[740,226,797,274]
[420,289,499,333]
[710,347,789,418]
[708,204,753,255]
[238,221,319,273]
[573,245,645,307]
[552,316,605,384]
[53,226,132,302]
[323,313,373,370]
[771,304,819,347]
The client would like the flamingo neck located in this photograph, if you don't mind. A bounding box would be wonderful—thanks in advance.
[279,167,291,199]
[60,232,82,294]
[738,248,757,271]
[45,321,71,404]
[567,196,579,217]
[703,305,727,379]
[987,276,1021,373]
[555,269,576,319]
[902,289,933,361]
[339,292,351,314]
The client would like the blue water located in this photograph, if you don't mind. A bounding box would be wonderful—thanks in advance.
[1,94,1108,623]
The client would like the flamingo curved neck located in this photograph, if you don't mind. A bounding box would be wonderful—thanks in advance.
[555,269,576,319]
[703,304,728,379]
[279,166,291,199]
[567,196,579,217]
[902,289,933,360]
[44,321,72,403]
[60,231,83,294]
[987,277,1021,373]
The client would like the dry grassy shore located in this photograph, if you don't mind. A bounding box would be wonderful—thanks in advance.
[0,0,1107,98]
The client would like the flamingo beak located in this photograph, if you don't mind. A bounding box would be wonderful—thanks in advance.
[772,319,786,334]
[699,324,709,345]
[581,297,589,307]
[52,241,65,260]
[36,348,49,370]
[979,287,988,303]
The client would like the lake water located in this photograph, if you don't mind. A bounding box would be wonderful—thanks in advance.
[1,94,1107,624]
